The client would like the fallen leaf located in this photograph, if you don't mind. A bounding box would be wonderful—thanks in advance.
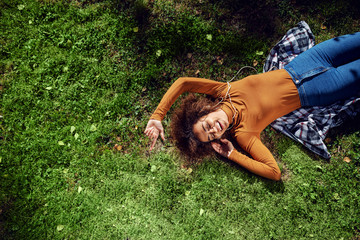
[316,165,323,172]
[156,50,162,57]
[58,141,65,146]
[256,51,264,55]
[133,27,139,32]
[187,53,192,59]
[74,133,79,140]
[78,186,83,193]
[321,24,327,30]
[344,157,351,163]
[70,126,76,133]
[57,225,65,231]
[206,34,212,41]
[114,144,122,151]
[195,69,200,75]
[253,59,258,67]
[90,124,97,132]
[199,208,205,216]
[324,138,331,144]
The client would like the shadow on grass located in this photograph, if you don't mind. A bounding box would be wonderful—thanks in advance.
[207,0,282,38]
[326,110,360,148]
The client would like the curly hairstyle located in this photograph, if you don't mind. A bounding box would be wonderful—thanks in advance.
[170,94,219,161]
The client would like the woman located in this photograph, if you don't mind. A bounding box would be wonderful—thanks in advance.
[144,32,360,181]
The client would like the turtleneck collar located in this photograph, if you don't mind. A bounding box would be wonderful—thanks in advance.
[220,102,237,127]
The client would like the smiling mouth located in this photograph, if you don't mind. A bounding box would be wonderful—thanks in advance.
[217,121,223,131]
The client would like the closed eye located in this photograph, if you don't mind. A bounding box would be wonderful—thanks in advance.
[202,122,212,142]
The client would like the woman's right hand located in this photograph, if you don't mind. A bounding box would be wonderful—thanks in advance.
[211,138,234,158]
[144,119,165,151]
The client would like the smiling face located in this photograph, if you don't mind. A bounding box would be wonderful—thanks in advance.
[192,109,229,142]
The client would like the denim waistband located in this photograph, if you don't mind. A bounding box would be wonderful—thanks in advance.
[284,65,331,106]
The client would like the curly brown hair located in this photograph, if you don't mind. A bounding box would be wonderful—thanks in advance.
[170,94,219,161]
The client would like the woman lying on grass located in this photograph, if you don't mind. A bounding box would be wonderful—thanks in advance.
[144,32,360,181]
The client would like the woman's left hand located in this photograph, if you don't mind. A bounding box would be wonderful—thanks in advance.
[211,138,234,158]
[144,119,165,151]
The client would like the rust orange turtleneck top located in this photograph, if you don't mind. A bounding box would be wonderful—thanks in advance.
[150,69,301,180]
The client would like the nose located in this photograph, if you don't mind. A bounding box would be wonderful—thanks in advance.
[209,125,218,134]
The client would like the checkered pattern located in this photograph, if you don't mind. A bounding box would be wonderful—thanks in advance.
[263,21,360,159]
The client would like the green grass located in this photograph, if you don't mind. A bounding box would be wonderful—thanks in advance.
[1,0,359,239]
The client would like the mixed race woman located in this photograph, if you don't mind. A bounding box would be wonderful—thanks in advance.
[144,32,360,181]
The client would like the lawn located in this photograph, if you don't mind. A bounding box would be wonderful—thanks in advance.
[1,0,359,239]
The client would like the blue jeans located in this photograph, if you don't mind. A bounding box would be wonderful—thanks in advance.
[285,32,360,106]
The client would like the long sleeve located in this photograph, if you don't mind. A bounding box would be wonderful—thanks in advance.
[150,77,224,120]
[229,134,281,181]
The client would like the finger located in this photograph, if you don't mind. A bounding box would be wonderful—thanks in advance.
[220,139,232,148]
[160,131,165,141]
[153,129,159,137]
[149,140,155,151]
[144,127,153,135]
[211,142,220,152]
[220,138,229,144]
[145,130,153,138]
[152,132,159,140]
[145,130,151,137]
[149,128,157,138]
[150,138,157,151]
[147,128,153,137]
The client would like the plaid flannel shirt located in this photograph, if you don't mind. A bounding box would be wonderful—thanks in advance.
[263,21,360,158]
